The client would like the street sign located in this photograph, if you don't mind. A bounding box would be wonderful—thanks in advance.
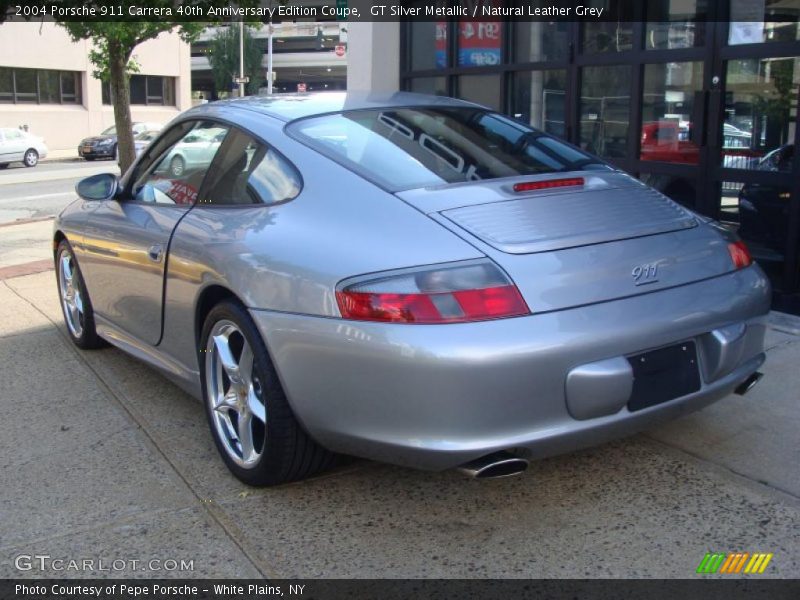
[233,76,250,84]
[297,83,307,92]
[335,44,346,57]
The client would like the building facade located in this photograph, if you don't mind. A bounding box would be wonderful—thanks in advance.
[0,22,192,158]
[191,21,347,98]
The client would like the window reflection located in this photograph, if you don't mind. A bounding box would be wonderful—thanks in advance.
[645,0,707,49]
[514,22,568,62]
[729,0,800,45]
[409,21,447,70]
[409,77,447,96]
[728,181,792,288]
[583,22,634,53]
[458,21,502,67]
[580,65,631,158]
[511,70,567,138]
[723,56,798,170]
[457,74,503,111]
[640,62,704,165]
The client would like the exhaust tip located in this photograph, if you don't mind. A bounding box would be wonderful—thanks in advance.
[734,371,763,396]
[458,451,529,479]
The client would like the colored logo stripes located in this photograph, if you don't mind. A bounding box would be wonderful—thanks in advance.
[696,552,773,574]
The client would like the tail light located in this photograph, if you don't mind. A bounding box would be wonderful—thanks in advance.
[513,177,584,193]
[336,261,529,324]
[728,240,752,269]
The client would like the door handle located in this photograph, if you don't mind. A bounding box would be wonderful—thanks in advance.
[147,244,163,263]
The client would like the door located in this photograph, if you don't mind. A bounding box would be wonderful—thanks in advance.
[0,128,27,162]
[80,120,231,345]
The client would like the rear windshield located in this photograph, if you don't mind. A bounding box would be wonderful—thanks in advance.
[288,107,608,191]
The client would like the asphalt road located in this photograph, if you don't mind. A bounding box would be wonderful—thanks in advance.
[0,159,119,224]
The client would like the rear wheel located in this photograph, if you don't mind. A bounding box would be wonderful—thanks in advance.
[56,240,105,349]
[201,300,336,486]
[23,148,38,167]
[169,155,185,177]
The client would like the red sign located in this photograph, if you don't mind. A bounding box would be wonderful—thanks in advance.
[297,83,307,93]
[335,44,346,57]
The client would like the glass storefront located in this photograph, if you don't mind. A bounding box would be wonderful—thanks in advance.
[402,0,800,302]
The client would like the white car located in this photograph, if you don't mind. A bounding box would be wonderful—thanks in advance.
[0,128,48,168]
[161,129,226,176]
[134,130,160,157]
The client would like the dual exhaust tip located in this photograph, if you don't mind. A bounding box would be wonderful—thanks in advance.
[458,451,528,479]
[459,371,764,479]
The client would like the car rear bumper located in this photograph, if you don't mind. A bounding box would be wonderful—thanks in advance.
[250,266,771,471]
[78,147,114,158]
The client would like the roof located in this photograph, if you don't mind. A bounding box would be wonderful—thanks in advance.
[183,91,479,122]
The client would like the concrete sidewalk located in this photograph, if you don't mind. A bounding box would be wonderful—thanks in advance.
[1,268,799,578]
[0,218,54,273]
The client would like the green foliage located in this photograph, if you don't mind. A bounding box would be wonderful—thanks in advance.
[207,24,265,96]
[60,22,206,78]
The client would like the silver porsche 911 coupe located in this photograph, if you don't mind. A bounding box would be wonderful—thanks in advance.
[54,92,770,485]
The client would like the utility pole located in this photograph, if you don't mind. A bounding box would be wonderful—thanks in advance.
[238,20,245,97]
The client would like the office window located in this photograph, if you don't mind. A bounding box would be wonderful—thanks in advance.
[580,65,632,158]
[408,77,447,96]
[102,75,176,106]
[511,70,568,138]
[409,21,447,70]
[0,67,82,104]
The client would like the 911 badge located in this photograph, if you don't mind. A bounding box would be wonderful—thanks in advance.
[632,262,660,286]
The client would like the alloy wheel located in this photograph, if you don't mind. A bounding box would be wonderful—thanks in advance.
[205,320,267,467]
[58,250,84,337]
[24,149,38,167]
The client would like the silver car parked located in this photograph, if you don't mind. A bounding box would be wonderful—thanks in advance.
[54,92,770,485]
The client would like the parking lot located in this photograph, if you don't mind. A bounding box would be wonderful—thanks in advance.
[1,164,799,579]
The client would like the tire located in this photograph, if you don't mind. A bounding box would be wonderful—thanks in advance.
[23,148,38,167]
[84,156,96,161]
[169,155,185,177]
[200,300,336,486]
[0,163,9,169]
[56,240,106,349]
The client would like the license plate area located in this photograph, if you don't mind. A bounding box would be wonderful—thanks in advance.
[627,341,701,412]
[82,146,92,153]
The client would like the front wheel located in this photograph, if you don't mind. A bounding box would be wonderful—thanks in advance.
[201,300,336,486]
[23,148,38,167]
[56,240,105,349]
[0,163,9,169]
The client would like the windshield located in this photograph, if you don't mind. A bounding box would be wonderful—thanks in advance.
[101,125,116,136]
[289,107,607,190]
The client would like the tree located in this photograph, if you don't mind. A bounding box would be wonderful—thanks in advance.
[207,24,265,98]
[59,22,206,173]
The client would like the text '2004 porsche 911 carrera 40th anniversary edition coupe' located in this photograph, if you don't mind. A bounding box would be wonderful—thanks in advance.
[54,92,770,485]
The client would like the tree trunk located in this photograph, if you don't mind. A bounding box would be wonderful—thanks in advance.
[108,43,135,174]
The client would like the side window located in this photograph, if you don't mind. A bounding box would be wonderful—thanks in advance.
[201,128,301,206]
[5,129,22,141]
[133,121,229,205]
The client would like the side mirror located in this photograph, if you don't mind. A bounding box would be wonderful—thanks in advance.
[76,173,119,201]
